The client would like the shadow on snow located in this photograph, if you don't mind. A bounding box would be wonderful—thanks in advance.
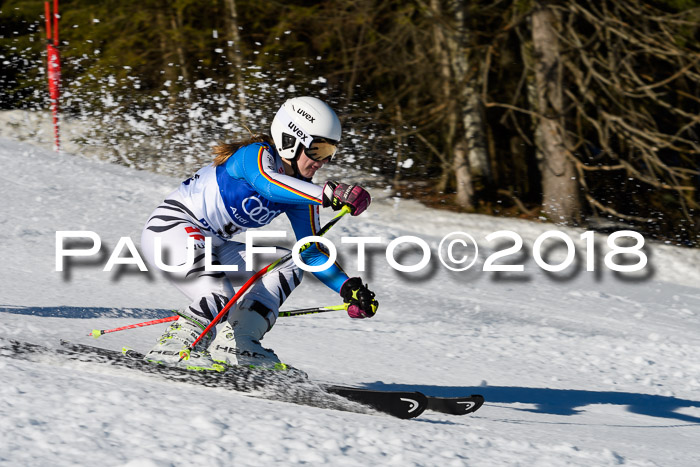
[4,306,700,425]
[363,382,700,425]
[0,305,173,320]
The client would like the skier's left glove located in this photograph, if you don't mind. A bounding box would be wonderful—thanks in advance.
[340,277,378,319]
[322,181,371,216]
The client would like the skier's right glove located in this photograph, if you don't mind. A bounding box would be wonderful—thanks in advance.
[340,277,378,319]
[322,181,371,216]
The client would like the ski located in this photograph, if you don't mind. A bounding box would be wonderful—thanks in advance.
[426,394,484,415]
[0,338,483,419]
[324,386,427,419]
[323,386,483,417]
[58,340,430,419]
[60,341,484,417]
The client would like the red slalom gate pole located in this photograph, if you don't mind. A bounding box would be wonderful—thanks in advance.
[44,0,61,152]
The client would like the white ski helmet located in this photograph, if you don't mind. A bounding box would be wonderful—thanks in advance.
[270,96,342,160]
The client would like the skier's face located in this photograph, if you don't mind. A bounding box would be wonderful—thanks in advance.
[297,148,329,178]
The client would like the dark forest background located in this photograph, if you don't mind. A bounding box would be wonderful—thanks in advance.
[1,0,699,245]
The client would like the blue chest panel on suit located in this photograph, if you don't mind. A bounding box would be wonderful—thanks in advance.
[216,164,286,229]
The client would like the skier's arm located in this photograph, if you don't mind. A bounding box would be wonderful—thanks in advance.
[225,143,372,215]
[286,205,378,318]
[286,204,349,292]
[226,143,324,205]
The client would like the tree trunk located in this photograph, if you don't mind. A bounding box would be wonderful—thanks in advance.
[155,9,177,88]
[392,103,404,191]
[531,3,580,223]
[170,10,190,84]
[521,38,545,200]
[431,0,455,198]
[452,5,490,188]
[223,0,247,122]
[431,0,476,208]
[453,138,474,207]
[443,0,479,208]
[462,81,489,185]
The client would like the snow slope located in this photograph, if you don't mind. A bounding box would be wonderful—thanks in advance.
[1,137,700,466]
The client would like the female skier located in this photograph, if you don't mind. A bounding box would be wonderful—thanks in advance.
[140,96,378,371]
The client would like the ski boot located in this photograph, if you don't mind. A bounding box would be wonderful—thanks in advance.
[145,312,225,372]
[208,299,290,372]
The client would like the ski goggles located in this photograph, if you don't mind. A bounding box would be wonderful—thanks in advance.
[305,138,338,162]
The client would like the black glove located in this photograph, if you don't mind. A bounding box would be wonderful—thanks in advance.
[322,181,371,216]
[340,277,378,319]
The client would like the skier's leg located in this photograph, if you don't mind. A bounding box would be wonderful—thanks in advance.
[208,246,304,369]
[140,200,236,370]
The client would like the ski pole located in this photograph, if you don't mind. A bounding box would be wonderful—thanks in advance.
[89,315,177,338]
[89,303,349,338]
[180,205,352,360]
[278,303,348,317]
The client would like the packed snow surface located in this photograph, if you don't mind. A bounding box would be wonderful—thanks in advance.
[1,137,700,466]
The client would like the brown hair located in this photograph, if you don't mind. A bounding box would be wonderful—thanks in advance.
[212,133,274,166]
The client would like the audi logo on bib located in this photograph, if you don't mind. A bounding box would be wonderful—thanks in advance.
[242,196,282,225]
